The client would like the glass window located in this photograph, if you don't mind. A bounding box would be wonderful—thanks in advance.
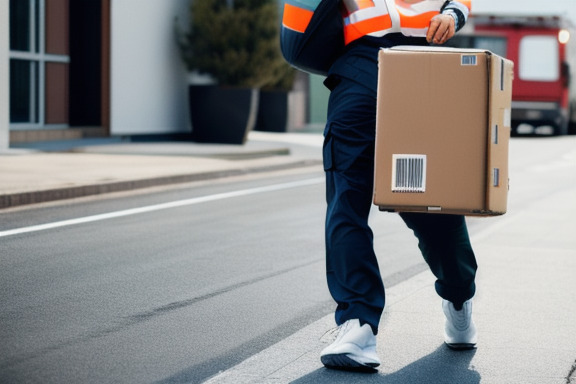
[473,36,507,58]
[10,60,38,123]
[9,0,71,127]
[446,35,508,58]
[519,35,559,81]
[10,0,31,52]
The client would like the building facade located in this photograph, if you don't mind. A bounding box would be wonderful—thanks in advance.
[3,0,191,145]
[1,0,327,148]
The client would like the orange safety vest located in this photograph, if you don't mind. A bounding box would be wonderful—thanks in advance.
[342,0,472,45]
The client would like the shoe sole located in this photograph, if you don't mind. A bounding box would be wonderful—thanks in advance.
[445,342,477,350]
[321,354,379,373]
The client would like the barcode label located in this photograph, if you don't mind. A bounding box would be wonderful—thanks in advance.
[461,55,477,66]
[392,155,426,193]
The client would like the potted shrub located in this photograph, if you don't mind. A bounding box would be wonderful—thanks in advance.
[177,0,282,144]
[255,60,296,132]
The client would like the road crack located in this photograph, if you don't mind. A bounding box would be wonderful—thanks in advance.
[567,359,576,384]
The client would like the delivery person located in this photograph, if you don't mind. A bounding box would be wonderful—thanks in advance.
[319,0,478,371]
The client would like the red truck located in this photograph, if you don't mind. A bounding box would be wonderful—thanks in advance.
[448,14,576,135]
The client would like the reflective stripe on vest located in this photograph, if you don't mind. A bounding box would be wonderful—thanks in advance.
[397,0,446,37]
[342,0,471,45]
[342,0,392,44]
[283,2,315,33]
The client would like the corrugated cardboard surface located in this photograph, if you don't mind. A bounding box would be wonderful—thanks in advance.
[486,53,514,213]
[373,46,513,215]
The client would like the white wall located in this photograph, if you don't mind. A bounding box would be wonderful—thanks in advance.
[473,0,576,23]
[110,0,190,135]
[0,0,9,151]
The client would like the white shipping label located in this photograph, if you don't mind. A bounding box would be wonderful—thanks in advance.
[392,154,427,193]
[503,108,511,128]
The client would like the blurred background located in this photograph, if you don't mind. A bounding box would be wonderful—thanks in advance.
[2,0,575,151]
[450,0,576,136]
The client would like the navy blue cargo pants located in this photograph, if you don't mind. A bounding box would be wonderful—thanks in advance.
[323,38,477,334]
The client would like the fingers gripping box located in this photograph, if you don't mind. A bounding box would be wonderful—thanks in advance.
[373,46,514,216]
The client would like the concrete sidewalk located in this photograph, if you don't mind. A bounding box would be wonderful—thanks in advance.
[198,136,576,383]
[203,184,576,384]
[0,131,323,209]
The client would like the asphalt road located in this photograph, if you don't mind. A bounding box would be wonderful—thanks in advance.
[0,166,429,383]
[200,134,576,384]
[1,135,575,384]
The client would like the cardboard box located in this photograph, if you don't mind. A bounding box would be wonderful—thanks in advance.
[373,46,514,216]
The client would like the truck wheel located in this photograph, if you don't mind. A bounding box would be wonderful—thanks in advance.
[568,104,576,135]
[555,119,569,136]
[569,120,576,135]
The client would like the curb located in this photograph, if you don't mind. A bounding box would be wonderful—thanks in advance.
[0,159,322,209]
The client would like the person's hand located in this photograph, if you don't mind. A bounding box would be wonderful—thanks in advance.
[426,14,455,45]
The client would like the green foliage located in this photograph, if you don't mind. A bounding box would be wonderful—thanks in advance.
[178,0,293,88]
[263,57,296,91]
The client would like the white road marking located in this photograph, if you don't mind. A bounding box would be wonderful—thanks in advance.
[0,178,324,238]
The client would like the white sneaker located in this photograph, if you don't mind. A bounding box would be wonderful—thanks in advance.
[443,299,477,350]
[320,319,381,371]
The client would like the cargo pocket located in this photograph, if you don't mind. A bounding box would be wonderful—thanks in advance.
[323,74,341,91]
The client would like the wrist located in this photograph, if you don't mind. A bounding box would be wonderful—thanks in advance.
[442,10,459,30]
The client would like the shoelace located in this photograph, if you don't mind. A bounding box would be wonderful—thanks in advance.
[320,323,346,344]
[320,326,339,343]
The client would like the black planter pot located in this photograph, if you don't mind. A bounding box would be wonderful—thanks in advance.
[188,85,259,144]
[255,90,289,132]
